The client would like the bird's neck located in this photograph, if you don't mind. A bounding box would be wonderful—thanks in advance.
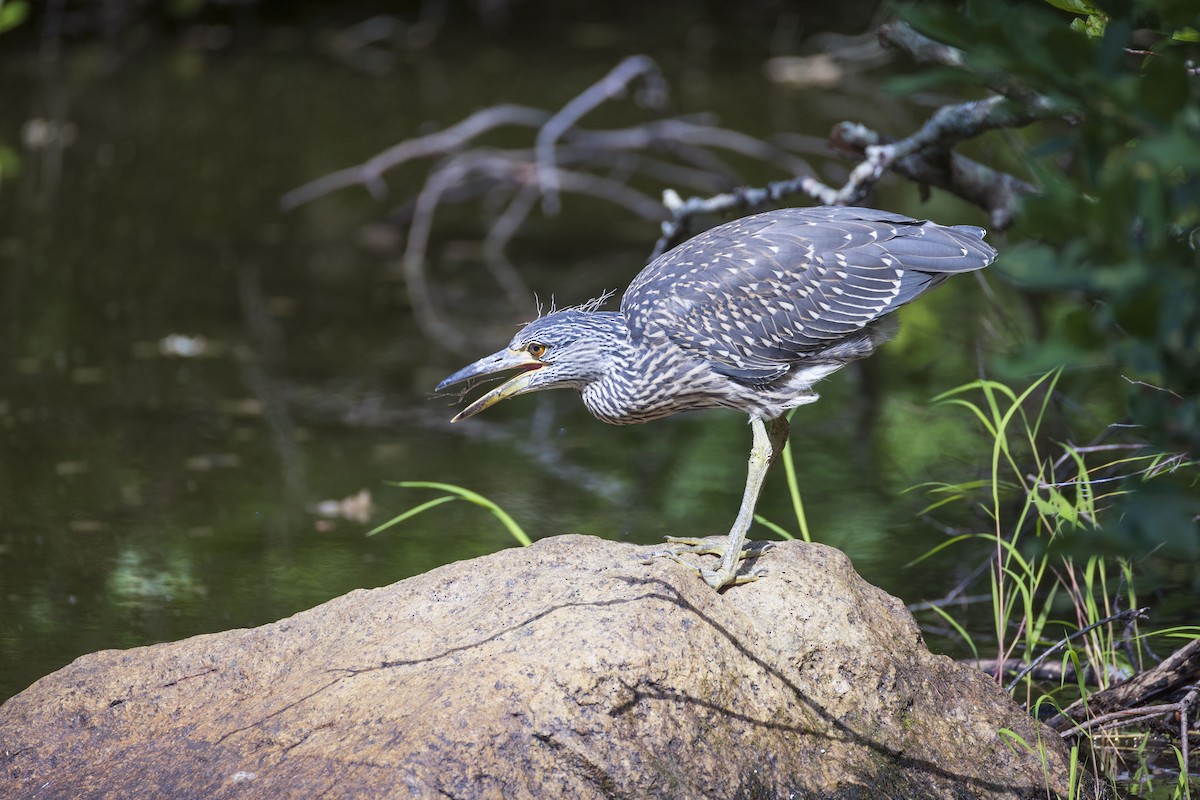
[580,312,695,425]
[569,312,636,423]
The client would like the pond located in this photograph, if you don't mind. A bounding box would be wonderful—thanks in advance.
[0,8,1194,716]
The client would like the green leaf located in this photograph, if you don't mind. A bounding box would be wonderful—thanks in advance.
[1069,14,1107,38]
[1041,0,1101,15]
[0,0,30,35]
[0,143,20,182]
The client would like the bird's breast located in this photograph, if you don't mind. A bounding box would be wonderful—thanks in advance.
[578,342,833,425]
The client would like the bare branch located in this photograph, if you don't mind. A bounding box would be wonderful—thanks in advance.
[877,20,966,69]
[397,148,669,352]
[1048,637,1200,733]
[401,152,513,353]
[553,168,668,221]
[536,55,668,215]
[280,104,551,210]
[652,23,1064,250]
[482,184,540,311]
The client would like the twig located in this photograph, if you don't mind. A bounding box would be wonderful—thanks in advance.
[1121,374,1185,400]
[907,593,994,613]
[1059,687,1197,740]
[1006,608,1149,692]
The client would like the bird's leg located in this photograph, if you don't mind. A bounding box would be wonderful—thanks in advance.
[653,415,790,589]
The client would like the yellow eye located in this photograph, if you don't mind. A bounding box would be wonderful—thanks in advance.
[527,342,548,359]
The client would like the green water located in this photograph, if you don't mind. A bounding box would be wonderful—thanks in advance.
[0,16,1191,709]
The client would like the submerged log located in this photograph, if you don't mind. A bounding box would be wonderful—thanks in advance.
[0,536,1097,799]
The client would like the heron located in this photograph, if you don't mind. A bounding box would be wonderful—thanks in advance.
[436,206,996,590]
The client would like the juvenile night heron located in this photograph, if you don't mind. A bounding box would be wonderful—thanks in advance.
[437,206,996,590]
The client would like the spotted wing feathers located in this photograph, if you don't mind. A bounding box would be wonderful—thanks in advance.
[620,206,995,383]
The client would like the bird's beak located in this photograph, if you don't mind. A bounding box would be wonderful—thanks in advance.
[436,349,545,422]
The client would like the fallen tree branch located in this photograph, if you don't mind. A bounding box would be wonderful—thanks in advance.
[1047,637,1200,735]
[653,22,1066,250]
[283,28,1070,347]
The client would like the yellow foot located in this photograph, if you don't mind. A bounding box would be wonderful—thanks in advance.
[644,537,774,590]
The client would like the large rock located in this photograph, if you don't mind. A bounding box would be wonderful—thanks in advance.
[1,536,1088,799]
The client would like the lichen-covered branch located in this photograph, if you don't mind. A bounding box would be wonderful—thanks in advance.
[795,94,1056,220]
[875,20,966,68]
[827,121,1037,230]
[651,176,819,259]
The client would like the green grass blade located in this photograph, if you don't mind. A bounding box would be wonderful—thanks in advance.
[780,435,811,542]
[753,514,796,541]
[925,603,979,660]
[393,481,533,546]
[905,532,985,567]
[367,496,458,536]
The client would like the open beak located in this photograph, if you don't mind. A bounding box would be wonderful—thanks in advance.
[436,349,545,422]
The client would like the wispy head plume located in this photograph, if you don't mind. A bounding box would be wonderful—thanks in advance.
[573,290,617,313]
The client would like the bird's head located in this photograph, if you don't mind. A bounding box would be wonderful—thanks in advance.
[436,309,627,422]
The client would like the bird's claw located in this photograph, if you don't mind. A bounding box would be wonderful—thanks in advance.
[699,564,767,588]
[659,535,726,556]
[643,537,774,589]
[652,536,775,558]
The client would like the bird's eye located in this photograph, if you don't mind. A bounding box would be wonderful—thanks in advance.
[527,342,548,359]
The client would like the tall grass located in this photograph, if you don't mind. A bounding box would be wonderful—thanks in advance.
[901,371,1198,797]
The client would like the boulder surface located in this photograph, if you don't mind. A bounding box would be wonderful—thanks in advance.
[1,536,1086,799]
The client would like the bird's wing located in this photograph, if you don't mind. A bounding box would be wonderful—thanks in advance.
[621,207,996,383]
